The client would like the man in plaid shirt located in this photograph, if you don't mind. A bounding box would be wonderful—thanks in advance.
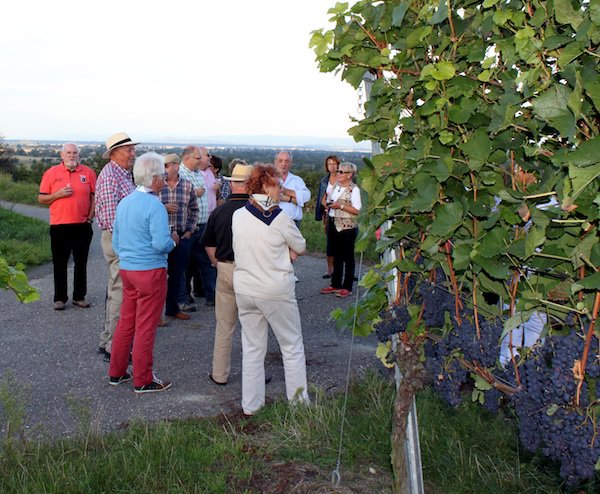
[159,154,199,320]
[95,132,138,362]
[178,146,216,308]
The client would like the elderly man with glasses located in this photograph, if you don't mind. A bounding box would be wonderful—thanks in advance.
[178,145,217,308]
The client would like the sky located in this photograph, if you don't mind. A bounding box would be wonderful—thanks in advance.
[0,0,367,148]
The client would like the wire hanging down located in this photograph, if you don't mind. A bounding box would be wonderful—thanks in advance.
[330,251,364,487]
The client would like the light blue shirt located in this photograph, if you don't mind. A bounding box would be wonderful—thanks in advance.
[113,189,175,271]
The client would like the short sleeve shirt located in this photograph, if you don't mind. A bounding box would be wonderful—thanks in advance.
[39,163,96,225]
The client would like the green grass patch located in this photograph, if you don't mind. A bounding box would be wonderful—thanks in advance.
[300,213,377,262]
[0,372,573,493]
[300,215,327,254]
[416,388,564,493]
[0,207,51,267]
[0,173,40,205]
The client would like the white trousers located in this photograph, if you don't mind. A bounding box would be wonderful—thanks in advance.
[236,293,309,414]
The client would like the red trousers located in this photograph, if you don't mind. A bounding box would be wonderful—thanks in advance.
[109,268,167,387]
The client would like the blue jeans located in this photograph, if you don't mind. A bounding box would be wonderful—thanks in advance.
[165,236,191,316]
[189,224,216,303]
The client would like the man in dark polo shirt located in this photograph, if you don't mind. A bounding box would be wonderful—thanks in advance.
[202,162,252,385]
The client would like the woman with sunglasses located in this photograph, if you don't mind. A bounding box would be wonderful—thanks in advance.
[320,162,362,298]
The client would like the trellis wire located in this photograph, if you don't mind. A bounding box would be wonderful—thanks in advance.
[331,251,363,486]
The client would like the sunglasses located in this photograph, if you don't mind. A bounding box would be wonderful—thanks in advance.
[338,170,352,174]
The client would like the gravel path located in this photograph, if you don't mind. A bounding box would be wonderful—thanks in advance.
[0,202,378,438]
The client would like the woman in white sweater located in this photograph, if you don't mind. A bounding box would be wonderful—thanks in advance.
[232,163,310,415]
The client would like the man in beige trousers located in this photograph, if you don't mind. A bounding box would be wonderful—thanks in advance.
[94,132,138,362]
[202,163,252,384]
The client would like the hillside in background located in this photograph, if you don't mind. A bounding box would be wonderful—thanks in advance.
[1,140,371,196]
[5,140,371,175]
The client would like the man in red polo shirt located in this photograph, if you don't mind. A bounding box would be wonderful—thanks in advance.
[38,143,97,310]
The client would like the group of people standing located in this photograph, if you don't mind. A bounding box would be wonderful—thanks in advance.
[37,135,360,414]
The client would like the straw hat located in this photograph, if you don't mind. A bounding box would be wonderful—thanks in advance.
[224,163,253,182]
[102,132,140,159]
[163,153,180,165]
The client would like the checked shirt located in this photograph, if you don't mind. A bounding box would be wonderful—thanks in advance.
[159,177,199,233]
[95,161,136,232]
[179,163,209,224]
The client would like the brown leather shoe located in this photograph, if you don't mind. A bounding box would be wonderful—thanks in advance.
[169,312,190,320]
[72,299,90,308]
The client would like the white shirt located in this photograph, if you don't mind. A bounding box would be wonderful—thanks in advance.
[327,184,362,217]
[279,171,311,221]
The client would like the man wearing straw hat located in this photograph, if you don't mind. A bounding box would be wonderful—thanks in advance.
[95,132,139,362]
[202,162,252,385]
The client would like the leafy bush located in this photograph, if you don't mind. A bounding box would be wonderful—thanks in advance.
[313,0,599,487]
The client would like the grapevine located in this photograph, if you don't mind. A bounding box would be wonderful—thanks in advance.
[313,0,600,487]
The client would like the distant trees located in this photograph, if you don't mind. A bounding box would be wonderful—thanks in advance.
[0,136,16,176]
[2,143,369,185]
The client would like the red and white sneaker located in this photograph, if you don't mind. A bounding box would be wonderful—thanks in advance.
[336,289,352,298]
[320,286,340,294]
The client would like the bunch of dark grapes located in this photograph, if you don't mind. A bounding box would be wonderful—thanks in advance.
[374,305,410,342]
[453,311,503,368]
[424,309,504,407]
[428,358,467,407]
[415,271,599,486]
[507,330,599,486]
[419,281,454,328]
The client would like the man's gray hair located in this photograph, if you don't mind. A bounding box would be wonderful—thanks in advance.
[61,142,79,153]
[339,161,357,175]
[274,150,293,163]
[133,152,165,188]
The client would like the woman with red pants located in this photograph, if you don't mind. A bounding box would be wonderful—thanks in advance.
[109,152,179,393]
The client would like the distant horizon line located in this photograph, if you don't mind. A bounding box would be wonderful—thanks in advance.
[5,134,372,152]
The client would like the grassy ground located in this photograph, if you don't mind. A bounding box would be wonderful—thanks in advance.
[0,372,569,494]
[0,173,40,205]
[0,207,50,267]
[0,176,585,493]
[300,215,377,262]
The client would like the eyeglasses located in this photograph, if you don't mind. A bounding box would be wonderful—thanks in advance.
[338,170,352,174]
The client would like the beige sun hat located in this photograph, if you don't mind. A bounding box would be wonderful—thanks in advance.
[224,163,253,182]
[163,153,180,165]
[102,132,140,159]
